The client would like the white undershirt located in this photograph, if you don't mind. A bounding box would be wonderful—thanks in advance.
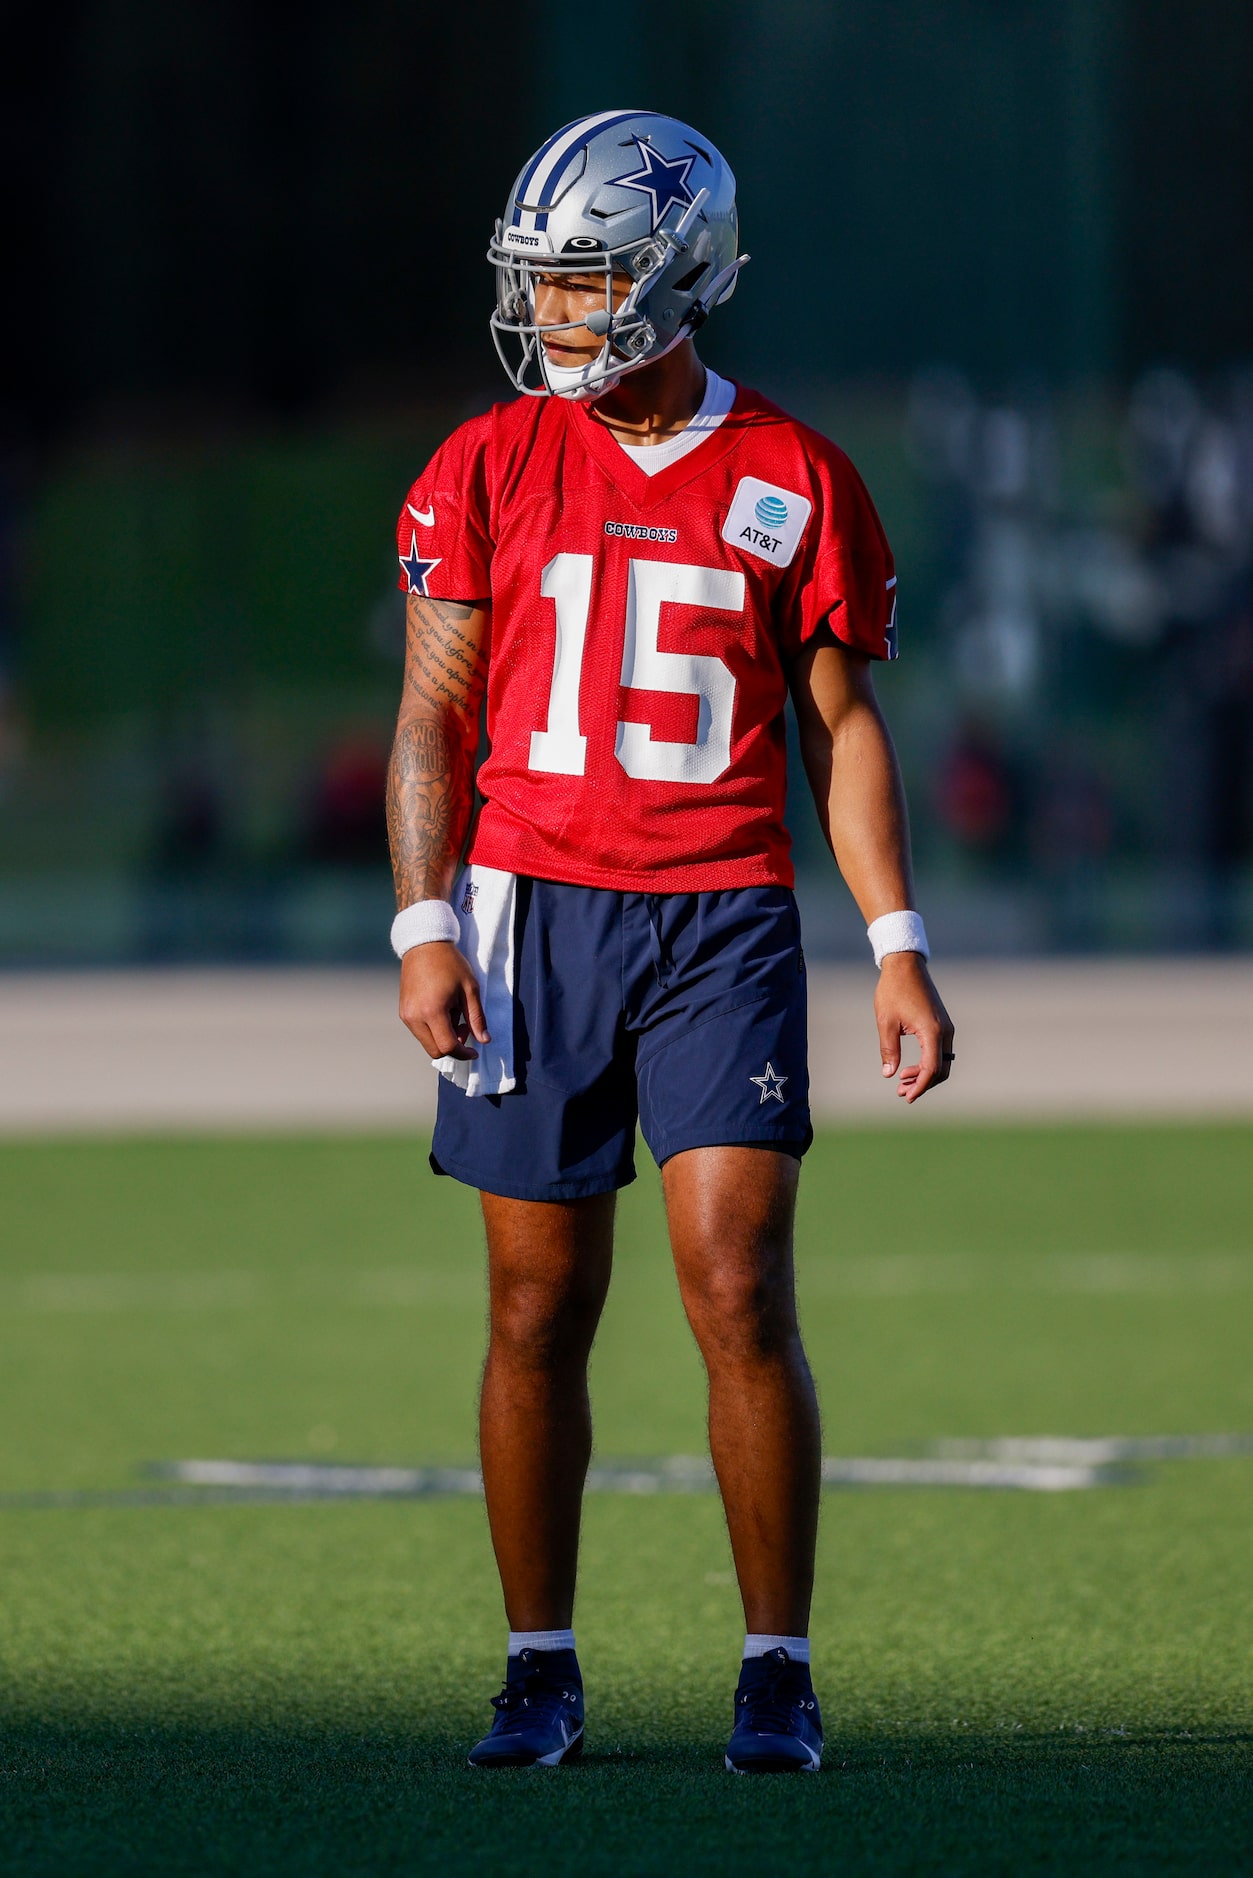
[610,369,736,476]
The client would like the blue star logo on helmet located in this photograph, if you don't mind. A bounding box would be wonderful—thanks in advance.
[607,139,696,228]
[755,495,789,529]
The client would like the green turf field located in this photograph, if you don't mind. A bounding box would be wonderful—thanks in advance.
[0,1127,1250,1874]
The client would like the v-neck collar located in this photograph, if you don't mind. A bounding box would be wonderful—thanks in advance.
[570,382,752,511]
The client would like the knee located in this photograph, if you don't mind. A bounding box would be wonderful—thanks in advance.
[684,1257,798,1363]
[489,1274,601,1371]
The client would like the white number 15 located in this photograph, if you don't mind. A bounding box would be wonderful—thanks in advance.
[528,553,745,786]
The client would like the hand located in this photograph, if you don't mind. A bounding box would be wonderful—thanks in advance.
[399,942,491,1061]
[875,952,954,1103]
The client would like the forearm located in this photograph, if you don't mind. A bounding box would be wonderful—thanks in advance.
[791,637,952,1098]
[800,696,916,921]
[386,712,477,905]
[387,592,490,907]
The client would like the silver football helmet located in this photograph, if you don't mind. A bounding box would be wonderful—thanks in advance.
[488,110,747,400]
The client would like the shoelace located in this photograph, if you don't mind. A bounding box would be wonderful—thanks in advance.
[737,1655,817,1734]
[489,1665,578,1735]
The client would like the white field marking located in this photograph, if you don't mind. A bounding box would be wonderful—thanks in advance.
[932,1433,1253,1465]
[159,1454,1110,1497]
[348,1269,479,1306]
[162,1459,718,1496]
[798,1252,1253,1297]
[799,1255,981,1295]
[6,1268,479,1313]
[10,1253,1248,1315]
[819,1458,1104,1491]
[17,1272,260,1312]
[74,1435,1253,1509]
[1038,1254,1253,1295]
[162,1461,484,1495]
[586,1455,715,1493]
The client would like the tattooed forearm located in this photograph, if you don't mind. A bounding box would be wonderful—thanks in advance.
[387,719,473,903]
[387,595,490,906]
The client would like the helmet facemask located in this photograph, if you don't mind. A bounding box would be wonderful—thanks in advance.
[490,242,644,399]
[489,186,731,400]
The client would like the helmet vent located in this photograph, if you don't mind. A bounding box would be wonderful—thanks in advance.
[672,263,709,295]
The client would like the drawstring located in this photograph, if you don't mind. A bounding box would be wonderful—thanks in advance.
[645,895,675,988]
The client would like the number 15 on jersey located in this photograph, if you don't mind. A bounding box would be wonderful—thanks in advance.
[529,553,746,786]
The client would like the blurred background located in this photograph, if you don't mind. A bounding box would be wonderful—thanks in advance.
[4,0,1253,965]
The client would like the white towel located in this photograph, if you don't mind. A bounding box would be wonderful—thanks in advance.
[432,864,518,1097]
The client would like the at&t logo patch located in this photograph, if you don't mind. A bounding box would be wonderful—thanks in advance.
[721,477,813,568]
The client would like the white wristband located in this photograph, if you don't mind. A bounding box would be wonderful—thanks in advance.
[867,910,929,968]
[391,899,460,958]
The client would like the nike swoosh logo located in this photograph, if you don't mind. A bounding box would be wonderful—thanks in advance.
[407,503,435,526]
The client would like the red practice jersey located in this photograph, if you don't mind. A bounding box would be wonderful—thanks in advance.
[395,385,896,892]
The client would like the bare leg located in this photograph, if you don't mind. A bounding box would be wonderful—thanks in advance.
[478,1191,615,1630]
[663,1147,820,1636]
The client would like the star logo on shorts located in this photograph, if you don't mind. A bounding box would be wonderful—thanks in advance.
[749,1061,788,1105]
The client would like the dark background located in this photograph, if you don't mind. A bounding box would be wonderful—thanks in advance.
[3,0,1252,959]
[12,0,1253,425]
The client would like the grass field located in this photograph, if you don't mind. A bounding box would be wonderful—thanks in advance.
[0,1126,1251,1874]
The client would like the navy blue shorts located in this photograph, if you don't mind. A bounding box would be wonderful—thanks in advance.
[431,878,811,1202]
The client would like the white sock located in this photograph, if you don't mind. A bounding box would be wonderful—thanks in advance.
[508,1628,576,1656]
[743,1633,810,1663]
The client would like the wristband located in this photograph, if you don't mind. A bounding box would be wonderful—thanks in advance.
[391,899,460,958]
[867,910,929,968]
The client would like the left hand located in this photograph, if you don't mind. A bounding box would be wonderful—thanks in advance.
[875,953,955,1102]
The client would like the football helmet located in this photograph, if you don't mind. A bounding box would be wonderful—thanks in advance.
[488,110,747,400]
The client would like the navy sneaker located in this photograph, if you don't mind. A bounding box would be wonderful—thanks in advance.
[467,1647,584,1768]
[725,1647,823,1773]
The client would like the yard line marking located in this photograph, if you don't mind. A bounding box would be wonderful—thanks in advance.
[3,1436,1246,1511]
[156,1456,1114,1495]
[8,1254,1248,1313]
[6,1269,484,1312]
[799,1252,1253,1296]
[931,1433,1253,1464]
[16,1272,260,1312]
[161,1460,484,1495]
[819,1458,1107,1490]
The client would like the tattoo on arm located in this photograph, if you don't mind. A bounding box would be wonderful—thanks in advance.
[401,594,489,715]
[387,595,490,906]
[387,719,472,904]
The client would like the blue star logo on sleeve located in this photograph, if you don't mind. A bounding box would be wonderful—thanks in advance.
[399,532,442,596]
[607,139,696,228]
[749,1061,788,1105]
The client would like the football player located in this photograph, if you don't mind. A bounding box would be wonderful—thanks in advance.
[386,110,954,1773]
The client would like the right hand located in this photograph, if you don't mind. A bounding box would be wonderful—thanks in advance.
[399,942,490,1061]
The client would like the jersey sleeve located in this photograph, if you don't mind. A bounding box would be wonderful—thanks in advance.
[395,416,494,602]
[784,444,898,661]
